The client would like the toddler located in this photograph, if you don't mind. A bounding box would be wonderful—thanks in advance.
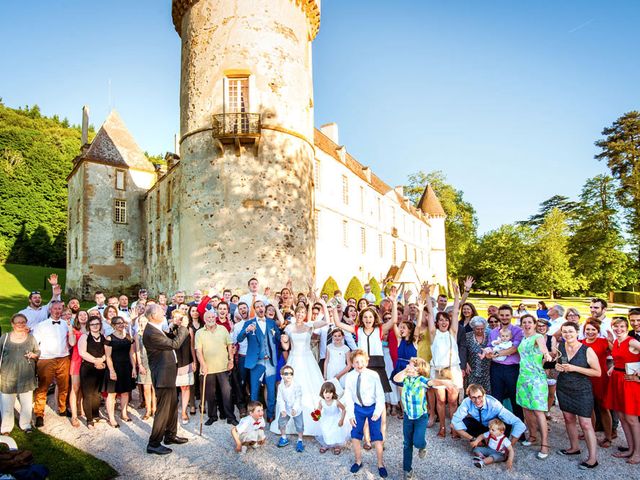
[480,328,513,361]
[231,401,266,453]
[470,418,514,469]
[276,365,305,452]
[315,381,347,454]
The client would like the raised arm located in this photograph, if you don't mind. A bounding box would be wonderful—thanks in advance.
[425,284,436,340]
[449,284,460,337]
[332,312,356,334]
[273,303,286,328]
[460,276,474,305]
[382,289,398,335]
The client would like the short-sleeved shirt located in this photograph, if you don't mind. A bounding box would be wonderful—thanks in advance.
[488,325,523,365]
[236,415,265,435]
[402,375,429,419]
[195,327,231,374]
[484,432,512,453]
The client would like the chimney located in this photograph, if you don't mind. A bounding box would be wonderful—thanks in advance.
[174,133,180,158]
[81,105,89,146]
[320,122,339,144]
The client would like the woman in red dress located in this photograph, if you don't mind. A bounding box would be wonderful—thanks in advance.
[605,317,640,464]
[581,319,612,447]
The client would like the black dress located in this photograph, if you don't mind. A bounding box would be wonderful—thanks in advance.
[105,334,136,394]
[80,334,107,423]
[556,343,594,417]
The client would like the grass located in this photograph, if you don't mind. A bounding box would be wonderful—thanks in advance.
[0,263,66,332]
[2,428,117,480]
[0,264,116,479]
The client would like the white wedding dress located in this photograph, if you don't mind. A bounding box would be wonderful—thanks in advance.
[270,326,324,436]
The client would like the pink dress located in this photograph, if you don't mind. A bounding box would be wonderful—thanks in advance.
[70,329,83,375]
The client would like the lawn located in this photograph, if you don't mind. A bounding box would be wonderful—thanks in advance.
[0,263,116,480]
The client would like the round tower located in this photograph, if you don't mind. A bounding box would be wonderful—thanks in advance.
[171,0,320,292]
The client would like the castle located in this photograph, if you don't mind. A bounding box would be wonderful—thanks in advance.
[65,0,447,299]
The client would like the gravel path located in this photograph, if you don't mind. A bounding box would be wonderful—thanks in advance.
[40,394,637,480]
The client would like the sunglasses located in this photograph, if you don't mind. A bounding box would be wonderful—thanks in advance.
[113,322,125,326]
[281,372,293,376]
[89,322,102,327]
[30,291,41,296]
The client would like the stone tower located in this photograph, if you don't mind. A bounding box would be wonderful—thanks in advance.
[170,0,321,292]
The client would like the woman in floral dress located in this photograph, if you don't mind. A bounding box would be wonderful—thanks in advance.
[516,314,554,459]
[464,316,491,393]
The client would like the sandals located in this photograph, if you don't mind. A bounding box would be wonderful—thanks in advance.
[598,438,612,448]
[437,427,446,438]
[333,447,341,455]
[450,426,459,439]
[627,457,640,465]
[319,447,328,454]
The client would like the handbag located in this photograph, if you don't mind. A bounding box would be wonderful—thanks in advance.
[625,362,640,375]
[434,333,453,380]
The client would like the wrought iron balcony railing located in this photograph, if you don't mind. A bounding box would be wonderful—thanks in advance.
[212,113,261,140]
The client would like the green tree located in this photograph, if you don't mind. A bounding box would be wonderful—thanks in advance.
[344,276,365,300]
[472,224,532,296]
[569,175,634,293]
[320,276,340,298]
[595,111,640,265]
[405,170,478,278]
[519,195,581,228]
[368,277,382,304]
[530,208,582,298]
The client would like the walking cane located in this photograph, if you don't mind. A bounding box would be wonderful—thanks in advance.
[199,373,208,436]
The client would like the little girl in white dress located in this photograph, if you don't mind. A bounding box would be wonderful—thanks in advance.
[315,382,349,454]
[324,329,352,389]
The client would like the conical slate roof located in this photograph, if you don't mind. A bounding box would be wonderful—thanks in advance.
[84,110,155,172]
[417,185,446,217]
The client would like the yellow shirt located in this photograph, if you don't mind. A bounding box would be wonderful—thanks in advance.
[195,327,232,374]
[417,329,432,364]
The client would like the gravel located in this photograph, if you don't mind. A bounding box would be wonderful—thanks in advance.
[39,393,637,480]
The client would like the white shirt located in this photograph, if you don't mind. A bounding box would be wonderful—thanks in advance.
[33,318,70,360]
[314,323,356,360]
[484,432,512,453]
[363,292,376,303]
[232,320,248,355]
[236,415,265,435]
[343,368,385,420]
[356,326,384,356]
[21,294,60,329]
[547,317,564,336]
[256,318,267,334]
[239,293,270,309]
[276,381,303,416]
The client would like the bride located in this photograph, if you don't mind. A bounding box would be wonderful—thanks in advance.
[270,298,329,436]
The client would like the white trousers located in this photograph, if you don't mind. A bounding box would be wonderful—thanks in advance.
[1,391,33,433]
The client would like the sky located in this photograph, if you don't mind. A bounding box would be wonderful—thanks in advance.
[1,0,639,233]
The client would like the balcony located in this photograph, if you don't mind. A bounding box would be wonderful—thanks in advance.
[212,113,261,144]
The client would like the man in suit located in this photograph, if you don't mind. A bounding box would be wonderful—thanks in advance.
[237,299,281,422]
[143,303,190,455]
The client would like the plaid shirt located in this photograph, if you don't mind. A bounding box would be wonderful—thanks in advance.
[402,376,429,420]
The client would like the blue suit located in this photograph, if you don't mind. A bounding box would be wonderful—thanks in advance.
[237,317,281,419]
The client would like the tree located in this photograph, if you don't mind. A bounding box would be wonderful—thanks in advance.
[368,277,382,303]
[530,208,582,298]
[405,170,478,278]
[519,195,581,228]
[320,276,340,298]
[344,276,365,301]
[569,175,634,293]
[471,224,532,296]
[595,111,640,265]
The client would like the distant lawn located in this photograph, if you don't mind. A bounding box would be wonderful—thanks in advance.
[4,428,117,480]
[0,263,66,331]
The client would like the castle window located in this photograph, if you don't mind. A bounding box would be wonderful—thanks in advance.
[114,241,124,259]
[421,250,424,265]
[156,228,160,255]
[392,207,396,227]
[156,191,160,219]
[225,76,250,133]
[342,175,349,205]
[414,247,417,263]
[148,233,153,261]
[378,234,383,258]
[68,242,71,264]
[114,199,127,224]
[361,227,366,254]
[74,237,78,260]
[115,169,126,191]
[167,224,173,251]
[377,197,381,221]
[315,160,320,190]
[314,210,319,239]
[166,179,172,212]
[76,199,80,224]
[360,186,364,213]
[392,241,397,264]
[404,244,408,261]
[342,220,348,247]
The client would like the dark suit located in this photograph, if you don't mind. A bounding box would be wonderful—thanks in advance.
[143,323,189,447]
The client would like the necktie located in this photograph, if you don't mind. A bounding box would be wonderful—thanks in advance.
[250,294,257,318]
[356,373,364,406]
[478,406,483,425]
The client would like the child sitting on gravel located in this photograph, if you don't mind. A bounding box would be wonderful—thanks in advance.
[469,418,514,469]
[231,401,266,453]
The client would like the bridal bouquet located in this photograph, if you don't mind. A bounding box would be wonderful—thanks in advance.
[311,409,322,421]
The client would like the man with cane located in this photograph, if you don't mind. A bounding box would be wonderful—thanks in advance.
[195,310,237,429]
[143,304,190,455]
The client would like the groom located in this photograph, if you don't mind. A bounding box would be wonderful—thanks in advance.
[237,299,281,422]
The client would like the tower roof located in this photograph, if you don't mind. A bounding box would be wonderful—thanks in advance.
[417,185,446,217]
[171,0,321,39]
[83,110,155,172]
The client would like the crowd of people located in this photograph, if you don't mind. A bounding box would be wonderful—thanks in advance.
[1,273,639,479]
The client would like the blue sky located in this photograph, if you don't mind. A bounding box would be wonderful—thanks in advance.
[1,1,638,232]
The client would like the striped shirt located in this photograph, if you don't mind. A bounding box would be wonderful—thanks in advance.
[402,375,429,420]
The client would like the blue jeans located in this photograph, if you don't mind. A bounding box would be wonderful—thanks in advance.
[489,363,523,420]
[403,413,428,472]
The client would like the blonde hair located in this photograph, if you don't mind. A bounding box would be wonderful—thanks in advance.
[488,418,506,432]
[410,357,430,377]
[351,349,369,362]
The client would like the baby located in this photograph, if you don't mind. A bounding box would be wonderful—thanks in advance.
[470,418,514,469]
[480,328,513,362]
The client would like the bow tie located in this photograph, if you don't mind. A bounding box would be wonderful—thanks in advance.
[52,320,61,325]
[253,420,262,426]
